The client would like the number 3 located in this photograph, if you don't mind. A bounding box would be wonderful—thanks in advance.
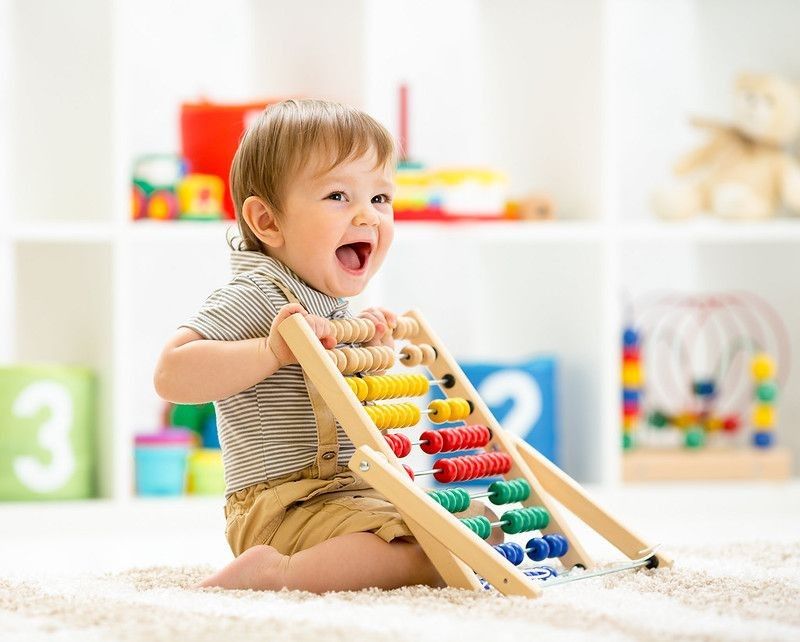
[12,381,75,493]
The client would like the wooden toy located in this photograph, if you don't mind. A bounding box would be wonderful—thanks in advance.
[278,310,671,597]
[622,291,793,480]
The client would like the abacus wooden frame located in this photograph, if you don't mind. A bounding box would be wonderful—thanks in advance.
[278,309,670,597]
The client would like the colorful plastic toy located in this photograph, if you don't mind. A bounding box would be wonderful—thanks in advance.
[177,174,224,220]
[131,154,187,221]
[623,291,789,452]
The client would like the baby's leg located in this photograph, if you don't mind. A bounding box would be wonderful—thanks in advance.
[198,532,444,593]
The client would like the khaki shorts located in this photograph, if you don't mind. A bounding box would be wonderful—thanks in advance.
[224,465,414,556]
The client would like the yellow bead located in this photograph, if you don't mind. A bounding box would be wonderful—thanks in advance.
[705,416,723,432]
[621,362,644,387]
[429,399,450,423]
[674,412,696,429]
[751,353,776,382]
[752,404,776,429]
[355,378,368,402]
[622,414,637,430]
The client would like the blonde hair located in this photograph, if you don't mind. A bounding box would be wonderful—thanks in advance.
[229,99,397,251]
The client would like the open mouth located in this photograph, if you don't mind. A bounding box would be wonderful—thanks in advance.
[335,241,373,273]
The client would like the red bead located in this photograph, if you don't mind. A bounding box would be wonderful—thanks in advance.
[434,459,457,483]
[623,401,639,416]
[420,430,442,454]
[403,464,414,480]
[440,430,455,452]
[722,415,740,432]
[623,346,640,360]
[396,434,412,458]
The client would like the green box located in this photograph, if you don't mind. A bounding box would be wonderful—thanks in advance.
[0,365,96,500]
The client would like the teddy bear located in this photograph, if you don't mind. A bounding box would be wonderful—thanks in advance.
[652,72,800,220]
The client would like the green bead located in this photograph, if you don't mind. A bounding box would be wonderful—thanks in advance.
[488,480,511,505]
[535,507,550,530]
[648,411,669,428]
[502,511,524,534]
[756,382,778,403]
[454,489,470,513]
[515,479,531,502]
[461,516,491,540]
[475,516,492,539]
[428,490,445,508]
[685,427,705,448]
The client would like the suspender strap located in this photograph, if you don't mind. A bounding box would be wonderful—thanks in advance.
[262,274,340,479]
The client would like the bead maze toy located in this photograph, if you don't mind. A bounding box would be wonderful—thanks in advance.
[278,310,671,597]
[622,291,792,481]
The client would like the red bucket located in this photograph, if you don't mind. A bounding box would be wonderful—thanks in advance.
[180,100,278,219]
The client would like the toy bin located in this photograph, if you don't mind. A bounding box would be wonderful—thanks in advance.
[0,365,96,501]
[134,429,196,496]
[187,448,225,495]
[180,100,275,218]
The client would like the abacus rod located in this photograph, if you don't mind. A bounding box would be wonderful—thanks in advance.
[539,556,653,588]
[413,468,441,476]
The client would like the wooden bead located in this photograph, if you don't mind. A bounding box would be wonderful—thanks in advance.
[419,343,436,366]
[383,346,395,369]
[360,347,374,372]
[400,344,423,367]
[393,318,408,340]
[344,349,361,374]
[406,317,419,339]
[358,318,375,343]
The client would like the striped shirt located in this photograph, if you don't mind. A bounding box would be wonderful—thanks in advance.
[182,250,356,497]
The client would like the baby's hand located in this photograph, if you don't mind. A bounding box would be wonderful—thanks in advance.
[268,303,336,368]
[358,307,397,349]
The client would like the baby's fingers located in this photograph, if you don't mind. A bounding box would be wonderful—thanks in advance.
[307,315,336,350]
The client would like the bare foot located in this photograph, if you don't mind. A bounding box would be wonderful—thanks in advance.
[195,544,289,590]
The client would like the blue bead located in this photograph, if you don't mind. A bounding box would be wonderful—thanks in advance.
[494,543,524,566]
[692,380,715,397]
[543,534,569,557]
[753,432,774,448]
[526,537,550,562]
[623,328,639,347]
[622,389,641,403]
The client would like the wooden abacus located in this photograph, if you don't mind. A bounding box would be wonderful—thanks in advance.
[278,310,672,597]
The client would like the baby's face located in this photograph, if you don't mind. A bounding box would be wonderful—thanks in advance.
[275,148,395,298]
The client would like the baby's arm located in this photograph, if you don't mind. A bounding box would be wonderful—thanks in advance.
[154,303,335,404]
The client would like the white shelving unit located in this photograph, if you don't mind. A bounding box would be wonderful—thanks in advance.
[2,0,799,501]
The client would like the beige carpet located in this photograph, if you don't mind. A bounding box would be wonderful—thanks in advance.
[1,540,798,642]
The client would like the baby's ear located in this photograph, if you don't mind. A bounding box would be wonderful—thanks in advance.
[242,197,284,248]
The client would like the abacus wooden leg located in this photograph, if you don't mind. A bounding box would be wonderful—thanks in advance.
[350,445,542,598]
[509,435,673,568]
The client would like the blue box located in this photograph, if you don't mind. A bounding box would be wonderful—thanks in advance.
[431,355,558,486]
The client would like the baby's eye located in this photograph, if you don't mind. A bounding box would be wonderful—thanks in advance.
[327,192,346,202]
[372,194,392,204]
